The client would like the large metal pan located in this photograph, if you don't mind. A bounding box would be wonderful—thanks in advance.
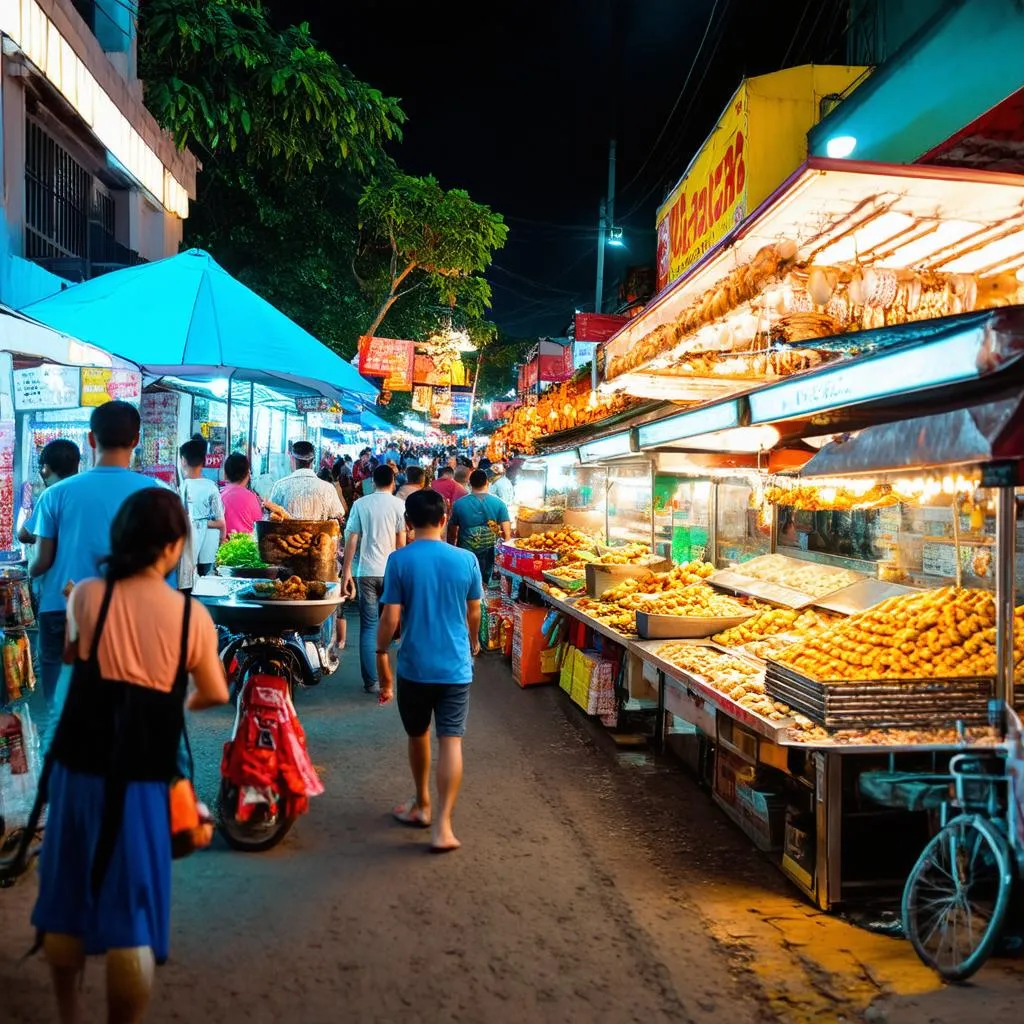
[198,584,343,633]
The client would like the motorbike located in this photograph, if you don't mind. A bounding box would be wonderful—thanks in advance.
[200,591,340,853]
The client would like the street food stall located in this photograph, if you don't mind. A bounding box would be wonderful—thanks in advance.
[488,147,1024,909]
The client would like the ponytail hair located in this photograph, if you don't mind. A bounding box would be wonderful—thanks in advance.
[103,488,189,582]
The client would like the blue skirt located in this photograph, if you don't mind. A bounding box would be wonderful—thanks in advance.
[32,764,172,962]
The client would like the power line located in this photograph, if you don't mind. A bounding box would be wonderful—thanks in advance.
[491,265,585,297]
[617,0,722,200]
[781,0,815,68]
[617,2,733,223]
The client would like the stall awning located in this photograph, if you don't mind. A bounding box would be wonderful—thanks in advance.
[0,305,136,371]
[800,396,1024,478]
[600,159,1024,402]
[21,250,379,408]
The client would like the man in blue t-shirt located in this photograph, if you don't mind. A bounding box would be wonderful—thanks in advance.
[29,401,159,707]
[449,469,512,587]
[377,489,482,853]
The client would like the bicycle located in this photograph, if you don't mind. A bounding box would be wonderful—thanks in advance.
[901,707,1024,981]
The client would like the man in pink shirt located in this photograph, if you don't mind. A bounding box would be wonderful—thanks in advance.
[221,453,264,536]
[430,464,467,514]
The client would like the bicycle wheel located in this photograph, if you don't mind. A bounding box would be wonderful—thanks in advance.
[902,814,1014,982]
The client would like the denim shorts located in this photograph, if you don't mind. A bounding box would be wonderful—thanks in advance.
[397,678,471,738]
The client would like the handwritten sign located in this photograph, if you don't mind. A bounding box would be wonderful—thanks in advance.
[12,365,80,411]
[80,368,142,406]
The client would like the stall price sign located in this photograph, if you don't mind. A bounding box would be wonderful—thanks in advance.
[12,365,81,411]
[80,368,142,406]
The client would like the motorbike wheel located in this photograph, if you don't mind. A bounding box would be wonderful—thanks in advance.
[217,779,295,853]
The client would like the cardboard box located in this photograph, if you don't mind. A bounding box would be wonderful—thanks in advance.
[497,542,560,580]
[512,604,555,687]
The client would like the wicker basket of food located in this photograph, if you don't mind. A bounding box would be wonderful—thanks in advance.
[255,520,340,581]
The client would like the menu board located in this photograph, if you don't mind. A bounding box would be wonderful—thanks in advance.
[359,336,414,384]
[448,391,473,425]
[12,365,80,411]
[80,368,142,406]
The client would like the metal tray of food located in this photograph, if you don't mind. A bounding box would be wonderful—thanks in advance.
[632,639,790,740]
[812,578,919,616]
[542,569,586,592]
[709,569,816,609]
[636,610,753,640]
[765,661,993,728]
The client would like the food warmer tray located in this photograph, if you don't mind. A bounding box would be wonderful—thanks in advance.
[632,639,791,741]
[525,581,637,644]
[813,578,919,616]
[765,661,992,729]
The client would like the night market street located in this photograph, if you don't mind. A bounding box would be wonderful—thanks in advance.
[1,627,1021,1024]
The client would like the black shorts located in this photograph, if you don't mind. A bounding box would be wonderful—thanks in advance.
[397,678,471,738]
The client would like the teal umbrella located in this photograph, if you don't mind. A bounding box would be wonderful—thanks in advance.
[21,249,377,407]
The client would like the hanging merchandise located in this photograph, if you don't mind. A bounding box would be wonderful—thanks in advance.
[139,392,181,484]
[0,704,40,839]
[0,421,14,551]
[1,631,35,703]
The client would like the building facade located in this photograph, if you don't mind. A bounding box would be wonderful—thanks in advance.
[0,0,197,308]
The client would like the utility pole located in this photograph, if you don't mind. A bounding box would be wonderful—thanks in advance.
[592,139,617,391]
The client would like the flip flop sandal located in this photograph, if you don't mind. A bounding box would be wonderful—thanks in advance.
[392,801,431,828]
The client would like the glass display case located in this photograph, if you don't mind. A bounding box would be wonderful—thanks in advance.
[654,474,713,564]
[774,490,1003,590]
[605,460,654,548]
[715,476,770,568]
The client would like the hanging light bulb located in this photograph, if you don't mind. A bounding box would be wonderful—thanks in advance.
[587,390,598,410]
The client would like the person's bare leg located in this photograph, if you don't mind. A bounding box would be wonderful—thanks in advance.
[335,615,347,649]
[433,736,463,850]
[403,733,431,820]
[43,932,84,1024]
[106,946,155,1024]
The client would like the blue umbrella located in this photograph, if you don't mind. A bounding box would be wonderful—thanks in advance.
[21,249,377,407]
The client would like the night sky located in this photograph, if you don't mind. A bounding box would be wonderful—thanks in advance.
[267,0,848,337]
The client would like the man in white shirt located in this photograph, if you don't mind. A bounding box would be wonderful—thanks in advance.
[489,462,515,505]
[342,464,407,693]
[179,438,226,593]
[269,440,344,521]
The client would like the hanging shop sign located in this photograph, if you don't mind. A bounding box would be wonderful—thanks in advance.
[412,385,433,412]
[655,65,868,291]
[448,391,473,425]
[518,360,539,395]
[574,313,628,343]
[80,368,142,406]
[384,355,414,392]
[414,354,446,386]
[358,336,415,381]
[430,386,452,423]
[537,340,574,382]
[12,365,81,411]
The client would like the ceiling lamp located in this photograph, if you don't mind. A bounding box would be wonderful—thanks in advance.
[825,135,857,159]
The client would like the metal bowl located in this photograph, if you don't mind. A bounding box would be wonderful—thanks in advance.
[216,565,286,580]
[199,592,342,632]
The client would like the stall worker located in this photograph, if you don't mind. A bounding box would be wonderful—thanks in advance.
[221,453,264,536]
[270,440,345,522]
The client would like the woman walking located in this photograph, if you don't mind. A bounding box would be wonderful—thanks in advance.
[32,488,229,1023]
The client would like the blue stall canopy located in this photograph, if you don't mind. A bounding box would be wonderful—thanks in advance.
[342,409,394,434]
[21,249,378,408]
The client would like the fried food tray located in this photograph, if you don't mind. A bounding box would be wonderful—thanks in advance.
[765,661,993,728]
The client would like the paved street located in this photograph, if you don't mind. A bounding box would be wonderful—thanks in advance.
[2,637,1022,1024]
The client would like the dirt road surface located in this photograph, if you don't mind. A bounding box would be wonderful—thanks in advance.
[2,648,1021,1023]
